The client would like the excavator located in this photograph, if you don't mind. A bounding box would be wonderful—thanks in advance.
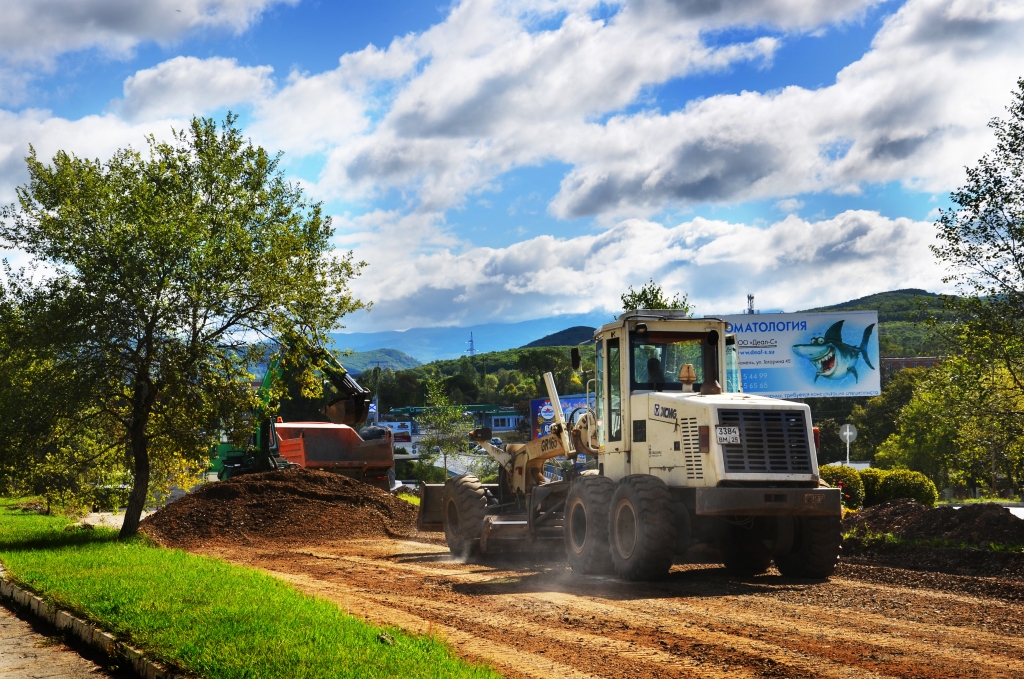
[211,343,394,490]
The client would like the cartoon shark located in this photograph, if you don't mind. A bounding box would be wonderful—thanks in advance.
[792,320,876,382]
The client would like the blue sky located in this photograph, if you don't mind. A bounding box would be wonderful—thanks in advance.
[1,0,1021,331]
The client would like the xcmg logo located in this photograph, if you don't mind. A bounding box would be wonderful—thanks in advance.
[653,404,677,419]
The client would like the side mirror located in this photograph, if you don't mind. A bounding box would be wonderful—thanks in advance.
[706,329,720,346]
[571,347,581,371]
[469,427,492,442]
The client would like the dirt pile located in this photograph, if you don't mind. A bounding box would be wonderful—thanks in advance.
[844,499,1024,547]
[140,468,419,548]
[842,499,1024,579]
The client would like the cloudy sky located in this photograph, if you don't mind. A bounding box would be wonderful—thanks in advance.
[1,0,1021,331]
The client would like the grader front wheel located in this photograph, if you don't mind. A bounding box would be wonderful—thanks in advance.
[564,476,616,574]
[442,474,488,558]
[608,475,677,581]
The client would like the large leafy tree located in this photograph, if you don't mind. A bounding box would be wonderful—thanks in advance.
[933,78,1024,391]
[0,115,366,537]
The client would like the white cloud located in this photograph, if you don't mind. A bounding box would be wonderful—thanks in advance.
[115,56,274,121]
[0,0,295,62]
[0,109,176,203]
[773,198,805,212]
[344,209,948,331]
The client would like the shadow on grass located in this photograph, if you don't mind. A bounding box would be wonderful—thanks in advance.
[0,522,124,552]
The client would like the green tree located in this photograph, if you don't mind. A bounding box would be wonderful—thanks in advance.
[621,279,691,313]
[933,78,1024,394]
[0,115,366,537]
[813,418,845,465]
[417,375,474,475]
[847,368,928,461]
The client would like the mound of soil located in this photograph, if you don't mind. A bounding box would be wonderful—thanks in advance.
[844,499,1024,547]
[140,468,419,548]
[842,499,1024,580]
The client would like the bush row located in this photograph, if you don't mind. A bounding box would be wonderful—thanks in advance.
[819,465,937,509]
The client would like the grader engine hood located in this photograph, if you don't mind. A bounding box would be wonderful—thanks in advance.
[629,392,819,486]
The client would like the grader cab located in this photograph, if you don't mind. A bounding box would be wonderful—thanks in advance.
[420,311,842,580]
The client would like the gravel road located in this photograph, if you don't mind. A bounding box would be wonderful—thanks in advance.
[197,536,1024,679]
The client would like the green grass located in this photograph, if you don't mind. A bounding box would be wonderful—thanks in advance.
[0,500,499,679]
[396,493,420,507]
[842,526,1024,554]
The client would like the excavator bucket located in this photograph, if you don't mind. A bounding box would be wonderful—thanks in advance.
[418,484,445,531]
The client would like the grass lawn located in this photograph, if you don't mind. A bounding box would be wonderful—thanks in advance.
[0,500,500,679]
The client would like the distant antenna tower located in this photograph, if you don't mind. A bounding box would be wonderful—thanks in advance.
[746,294,757,315]
[466,331,476,356]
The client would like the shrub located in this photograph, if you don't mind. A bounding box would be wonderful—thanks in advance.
[858,468,890,507]
[819,464,865,509]
[878,469,938,507]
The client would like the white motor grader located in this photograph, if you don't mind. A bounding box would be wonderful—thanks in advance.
[418,311,842,580]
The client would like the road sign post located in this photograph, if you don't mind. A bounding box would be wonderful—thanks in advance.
[839,424,858,466]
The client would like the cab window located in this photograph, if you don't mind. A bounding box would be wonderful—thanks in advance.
[630,332,705,391]
[595,339,605,442]
[607,338,621,441]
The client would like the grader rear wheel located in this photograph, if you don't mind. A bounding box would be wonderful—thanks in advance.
[608,475,677,581]
[564,476,616,574]
[442,474,488,558]
[774,516,842,578]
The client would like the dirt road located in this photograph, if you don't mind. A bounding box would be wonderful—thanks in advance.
[197,536,1024,679]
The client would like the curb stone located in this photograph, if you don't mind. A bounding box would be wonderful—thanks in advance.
[0,566,188,679]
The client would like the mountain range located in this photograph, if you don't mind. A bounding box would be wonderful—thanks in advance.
[331,290,949,363]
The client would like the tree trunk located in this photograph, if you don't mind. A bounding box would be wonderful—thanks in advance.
[120,379,154,540]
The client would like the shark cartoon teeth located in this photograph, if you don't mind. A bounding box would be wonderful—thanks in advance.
[792,320,875,383]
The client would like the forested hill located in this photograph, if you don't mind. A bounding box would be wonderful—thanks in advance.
[801,289,954,323]
[338,348,421,375]
[521,325,596,347]
[801,289,954,357]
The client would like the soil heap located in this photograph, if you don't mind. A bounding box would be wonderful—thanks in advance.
[842,499,1024,580]
[844,499,1024,548]
[141,468,419,548]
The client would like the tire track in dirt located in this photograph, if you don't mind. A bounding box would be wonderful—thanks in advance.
[197,538,1024,679]
[288,545,1024,678]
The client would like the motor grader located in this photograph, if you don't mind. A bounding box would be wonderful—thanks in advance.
[419,311,842,580]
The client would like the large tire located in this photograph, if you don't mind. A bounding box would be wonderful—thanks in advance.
[442,474,488,558]
[608,475,677,581]
[564,476,616,575]
[774,516,842,578]
[720,520,772,576]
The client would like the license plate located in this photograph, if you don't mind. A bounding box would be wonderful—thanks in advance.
[716,426,741,445]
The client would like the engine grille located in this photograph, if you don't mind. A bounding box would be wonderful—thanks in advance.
[679,417,703,480]
[718,409,812,474]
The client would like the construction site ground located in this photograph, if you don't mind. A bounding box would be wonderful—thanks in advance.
[185,536,1021,679]
[140,471,1024,679]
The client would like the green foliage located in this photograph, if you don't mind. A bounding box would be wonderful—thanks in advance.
[0,115,365,537]
[877,469,938,506]
[819,464,864,509]
[0,502,499,679]
[858,468,889,507]
[813,418,846,465]
[847,367,928,461]
[417,375,474,472]
[621,279,691,313]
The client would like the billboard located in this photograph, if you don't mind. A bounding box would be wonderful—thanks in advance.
[720,311,880,399]
[530,394,589,440]
[379,421,413,442]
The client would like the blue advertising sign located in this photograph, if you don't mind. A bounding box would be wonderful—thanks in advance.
[530,394,589,440]
[720,311,881,399]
